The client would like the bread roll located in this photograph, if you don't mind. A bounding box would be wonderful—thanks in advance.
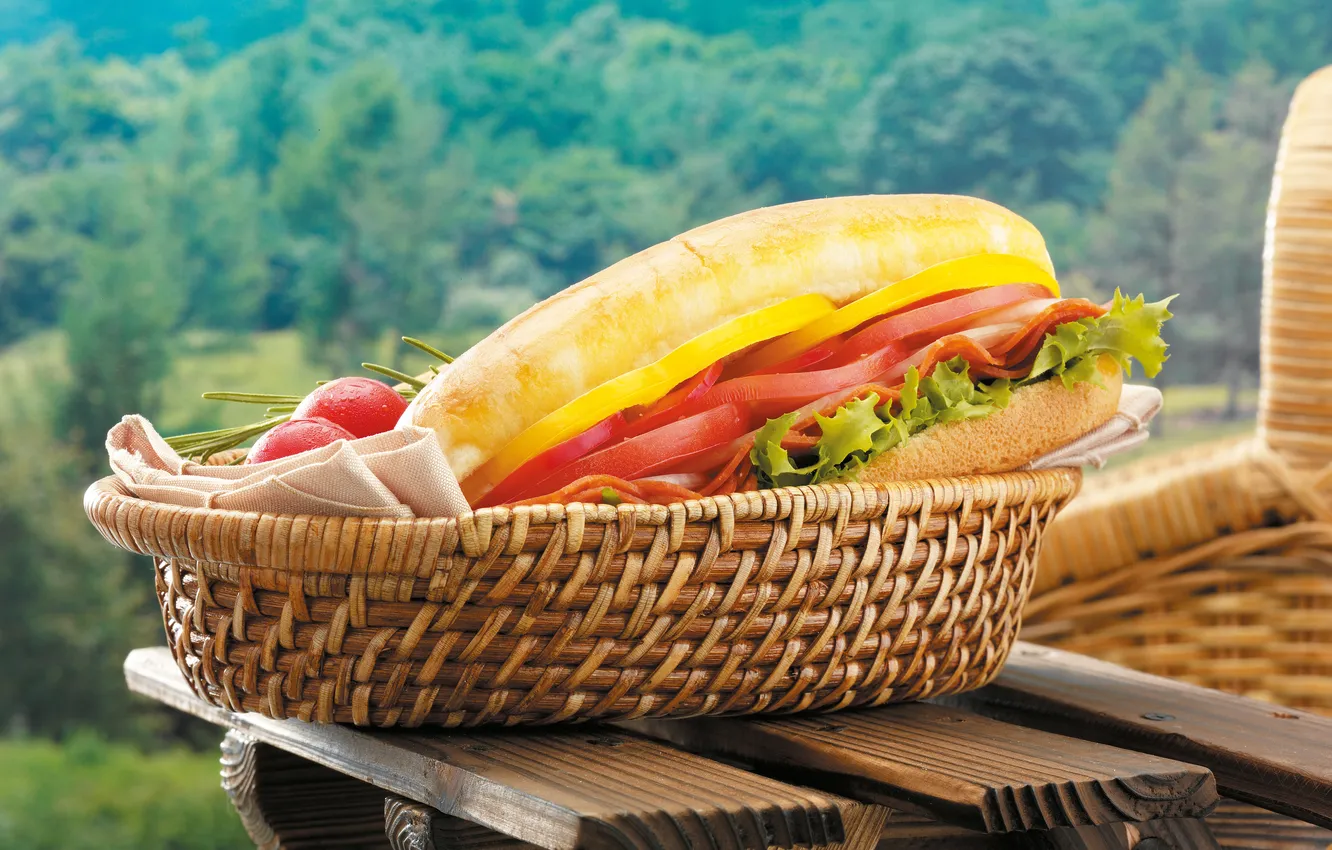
[409,195,1053,484]
[853,355,1122,484]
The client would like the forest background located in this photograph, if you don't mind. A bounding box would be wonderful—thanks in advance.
[1,1,1325,846]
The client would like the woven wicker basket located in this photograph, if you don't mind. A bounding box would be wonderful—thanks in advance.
[85,469,1079,727]
[1025,65,1332,715]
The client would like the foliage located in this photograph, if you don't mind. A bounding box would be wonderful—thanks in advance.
[1092,57,1287,409]
[55,167,180,460]
[0,1,1311,391]
[272,59,460,367]
[0,404,161,739]
[0,734,248,849]
[851,28,1117,207]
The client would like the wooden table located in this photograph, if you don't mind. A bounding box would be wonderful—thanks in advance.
[126,642,1332,850]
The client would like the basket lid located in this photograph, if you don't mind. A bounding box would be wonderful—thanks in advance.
[1260,64,1332,470]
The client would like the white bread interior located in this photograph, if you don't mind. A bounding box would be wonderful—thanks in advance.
[408,194,1054,489]
[853,355,1123,484]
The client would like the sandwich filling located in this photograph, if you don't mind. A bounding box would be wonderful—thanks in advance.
[472,262,1172,508]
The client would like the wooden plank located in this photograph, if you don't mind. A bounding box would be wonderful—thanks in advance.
[1132,818,1222,850]
[1012,819,1219,850]
[625,701,1216,834]
[221,732,391,849]
[220,731,283,850]
[1205,798,1332,850]
[221,735,388,850]
[381,798,889,850]
[126,648,883,850]
[952,642,1332,830]
[876,812,994,848]
[386,796,540,850]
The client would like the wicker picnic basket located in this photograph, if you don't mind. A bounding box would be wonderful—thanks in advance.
[1023,65,1332,715]
[85,467,1079,727]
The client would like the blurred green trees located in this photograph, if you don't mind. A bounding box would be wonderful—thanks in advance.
[1,1,1312,394]
[0,735,249,848]
[851,29,1117,206]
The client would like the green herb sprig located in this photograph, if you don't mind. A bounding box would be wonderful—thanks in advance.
[164,336,455,462]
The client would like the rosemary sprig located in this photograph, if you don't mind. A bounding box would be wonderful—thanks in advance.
[165,335,456,462]
[361,362,427,389]
[201,392,304,405]
[164,415,292,462]
[403,337,454,364]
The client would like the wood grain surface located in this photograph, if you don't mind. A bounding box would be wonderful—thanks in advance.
[956,642,1332,829]
[220,731,282,850]
[222,731,392,849]
[626,701,1216,833]
[128,647,884,850]
[385,795,541,850]
[1007,819,1220,850]
[1204,798,1332,850]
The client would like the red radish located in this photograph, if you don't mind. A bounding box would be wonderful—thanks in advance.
[246,417,355,464]
[291,377,408,438]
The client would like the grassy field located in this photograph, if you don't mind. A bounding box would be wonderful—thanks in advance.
[1096,417,1255,472]
[1090,380,1257,469]
[162,331,337,434]
[1153,383,1259,415]
[0,329,351,434]
[0,735,248,849]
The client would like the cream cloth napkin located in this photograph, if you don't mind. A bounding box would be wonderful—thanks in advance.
[1024,384,1163,470]
[107,384,1160,518]
[106,415,469,518]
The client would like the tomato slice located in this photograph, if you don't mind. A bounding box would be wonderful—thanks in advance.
[820,284,1051,368]
[660,361,722,409]
[468,293,835,500]
[658,288,1048,418]
[619,361,724,436]
[480,363,725,506]
[987,299,1106,360]
[478,411,633,508]
[732,253,1060,375]
[737,290,991,378]
[745,340,843,375]
[484,403,751,505]
[667,342,915,422]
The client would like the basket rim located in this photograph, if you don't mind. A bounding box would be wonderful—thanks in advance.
[86,466,1081,526]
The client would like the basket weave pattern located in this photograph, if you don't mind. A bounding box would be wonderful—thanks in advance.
[1261,65,1332,469]
[85,471,1079,727]
[1027,439,1332,714]
[1026,65,1332,716]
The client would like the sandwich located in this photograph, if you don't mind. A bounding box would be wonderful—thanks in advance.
[405,195,1172,508]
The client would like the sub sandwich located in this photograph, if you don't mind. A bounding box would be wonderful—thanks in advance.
[406,195,1172,508]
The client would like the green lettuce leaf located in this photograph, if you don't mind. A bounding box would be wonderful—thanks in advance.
[1025,290,1174,387]
[749,412,819,488]
[750,290,1174,490]
[751,358,1012,488]
[814,394,884,470]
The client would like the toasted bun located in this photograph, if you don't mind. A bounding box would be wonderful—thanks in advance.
[852,355,1123,484]
[409,195,1053,482]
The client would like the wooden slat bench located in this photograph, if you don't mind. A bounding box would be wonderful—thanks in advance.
[125,643,1332,850]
